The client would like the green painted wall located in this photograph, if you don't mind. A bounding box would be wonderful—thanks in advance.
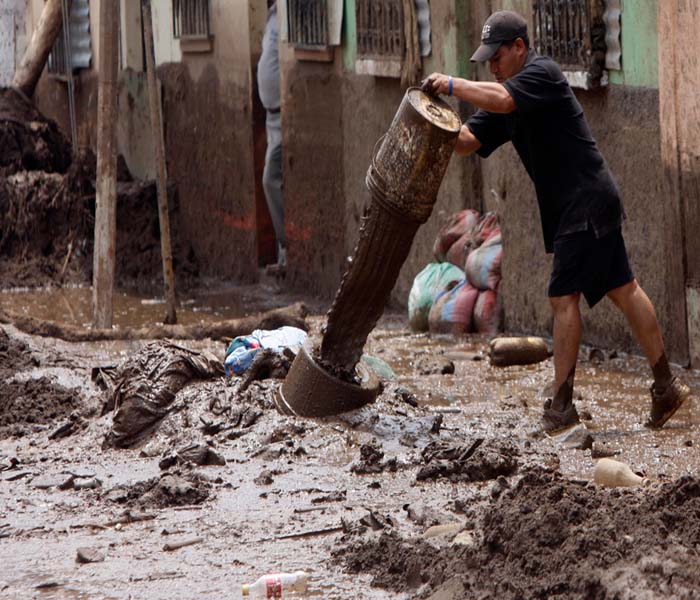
[342,0,357,70]
[608,0,658,88]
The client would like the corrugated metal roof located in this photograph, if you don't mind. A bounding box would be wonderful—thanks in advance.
[69,0,92,70]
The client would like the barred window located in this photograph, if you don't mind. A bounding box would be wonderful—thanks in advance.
[287,0,328,49]
[532,0,607,86]
[173,0,211,39]
[356,0,404,61]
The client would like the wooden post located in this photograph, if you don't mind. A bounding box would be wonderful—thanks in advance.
[142,0,177,325]
[12,0,64,98]
[92,0,120,329]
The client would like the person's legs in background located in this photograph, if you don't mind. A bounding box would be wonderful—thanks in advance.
[262,110,285,267]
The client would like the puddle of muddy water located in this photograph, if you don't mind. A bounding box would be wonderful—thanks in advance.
[0,285,286,329]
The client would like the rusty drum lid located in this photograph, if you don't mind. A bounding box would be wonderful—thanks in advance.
[407,88,461,133]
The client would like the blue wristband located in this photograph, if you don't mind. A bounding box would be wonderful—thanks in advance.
[448,76,453,96]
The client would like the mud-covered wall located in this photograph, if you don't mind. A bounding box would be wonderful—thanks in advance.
[280,1,480,300]
[31,0,261,283]
[469,0,687,360]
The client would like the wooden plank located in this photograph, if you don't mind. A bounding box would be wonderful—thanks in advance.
[142,0,177,324]
[92,0,120,329]
[657,0,689,363]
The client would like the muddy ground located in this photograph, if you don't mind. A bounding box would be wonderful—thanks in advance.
[0,283,699,600]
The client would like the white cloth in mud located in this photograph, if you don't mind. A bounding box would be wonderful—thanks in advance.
[224,326,307,376]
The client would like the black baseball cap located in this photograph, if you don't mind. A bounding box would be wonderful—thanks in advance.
[470,11,528,62]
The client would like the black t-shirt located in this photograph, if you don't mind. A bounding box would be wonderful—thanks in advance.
[467,50,624,253]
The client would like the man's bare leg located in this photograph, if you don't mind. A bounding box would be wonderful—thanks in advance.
[606,280,671,387]
[549,293,582,411]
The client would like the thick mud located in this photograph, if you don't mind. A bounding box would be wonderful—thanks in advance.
[337,469,700,599]
[0,88,196,293]
[0,304,698,599]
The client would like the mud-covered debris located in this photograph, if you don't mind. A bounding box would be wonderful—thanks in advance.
[160,444,226,469]
[550,423,594,450]
[176,443,226,466]
[591,440,621,459]
[103,342,224,448]
[417,439,518,483]
[73,477,101,490]
[48,413,87,440]
[76,548,105,564]
[342,470,700,599]
[311,490,346,504]
[351,440,398,474]
[358,511,395,531]
[333,531,437,592]
[0,328,38,377]
[103,473,211,509]
[253,469,278,486]
[402,504,449,527]
[31,473,75,490]
[415,355,455,375]
[394,386,418,407]
[0,377,82,440]
[239,348,292,391]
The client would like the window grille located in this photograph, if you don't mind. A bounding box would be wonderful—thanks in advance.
[532,0,605,77]
[287,0,328,49]
[356,0,404,60]
[173,0,210,39]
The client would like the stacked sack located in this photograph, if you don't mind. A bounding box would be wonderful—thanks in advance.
[408,209,503,335]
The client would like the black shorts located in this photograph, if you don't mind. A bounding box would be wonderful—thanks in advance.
[548,227,634,308]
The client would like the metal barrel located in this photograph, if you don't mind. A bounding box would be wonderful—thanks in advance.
[320,88,460,374]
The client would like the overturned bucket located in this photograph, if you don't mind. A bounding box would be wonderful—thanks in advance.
[278,89,461,418]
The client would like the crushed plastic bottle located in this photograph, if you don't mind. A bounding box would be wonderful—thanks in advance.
[241,571,309,598]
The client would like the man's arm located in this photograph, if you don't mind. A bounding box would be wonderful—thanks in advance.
[455,125,482,156]
[422,73,516,114]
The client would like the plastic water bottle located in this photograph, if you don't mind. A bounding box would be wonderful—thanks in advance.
[241,571,309,598]
[594,458,649,488]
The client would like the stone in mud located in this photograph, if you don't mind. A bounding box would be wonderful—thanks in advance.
[31,473,75,490]
[175,443,226,467]
[550,423,594,450]
[422,522,464,540]
[591,440,621,459]
[415,355,455,375]
[76,548,105,564]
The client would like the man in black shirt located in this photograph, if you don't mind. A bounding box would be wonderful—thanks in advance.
[422,10,690,432]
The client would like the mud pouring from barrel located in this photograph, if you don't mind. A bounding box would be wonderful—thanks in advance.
[274,88,461,418]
